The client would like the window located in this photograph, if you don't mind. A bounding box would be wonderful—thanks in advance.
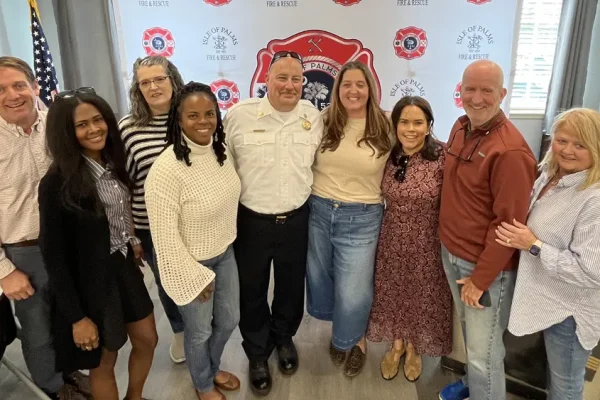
[510,0,563,113]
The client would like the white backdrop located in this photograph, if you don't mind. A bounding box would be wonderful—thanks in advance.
[113,0,520,140]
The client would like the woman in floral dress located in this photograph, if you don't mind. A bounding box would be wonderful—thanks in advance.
[367,96,452,382]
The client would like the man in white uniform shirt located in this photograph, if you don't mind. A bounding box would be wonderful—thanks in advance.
[224,51,323,396]
[0,57,88,400]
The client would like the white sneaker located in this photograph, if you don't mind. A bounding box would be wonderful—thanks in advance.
[169,332,186,363]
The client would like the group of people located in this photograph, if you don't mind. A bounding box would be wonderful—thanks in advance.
[0,48,599,400]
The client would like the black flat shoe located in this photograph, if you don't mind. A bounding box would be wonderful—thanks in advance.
[276,341,299,375]
[249,360,272,396]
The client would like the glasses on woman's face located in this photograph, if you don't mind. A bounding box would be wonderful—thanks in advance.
[393,154,410,182]
[56,87,96,99]
[138,75,170,90]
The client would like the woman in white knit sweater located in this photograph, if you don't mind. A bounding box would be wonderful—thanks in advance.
[145,82,241,400]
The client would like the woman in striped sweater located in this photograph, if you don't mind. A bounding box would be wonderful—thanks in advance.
[118,55,187,363]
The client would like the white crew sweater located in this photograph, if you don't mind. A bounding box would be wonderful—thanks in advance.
[145,136,241,305]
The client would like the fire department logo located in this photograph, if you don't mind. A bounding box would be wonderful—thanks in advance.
[453,82,463,108]
[394,27,428,60]
[211,79,240,110]
[250,30,381,111]
[457,25,494,60]
[142,27,175,57]
[334,0,361,5]
[467,0,491,4]
[390,79,426,99]
[204,0,232,6]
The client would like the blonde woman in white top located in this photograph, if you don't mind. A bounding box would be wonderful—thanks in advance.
[496,108,600,400]
[307,61,393,377]
[145,82,241,400]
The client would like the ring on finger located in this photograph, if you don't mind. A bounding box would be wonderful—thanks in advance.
[506,238,511,244]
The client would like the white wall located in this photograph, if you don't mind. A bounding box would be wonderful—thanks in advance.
[0,0,64,86]
[512,115,544,159]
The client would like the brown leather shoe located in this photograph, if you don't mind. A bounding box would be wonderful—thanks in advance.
[344,345,366,377]
[403,343,422,382]
[381,342,405,380]
[64,371,92,399]
[214,371,240,391]
[56,384,87,400]
[329,342,346,366]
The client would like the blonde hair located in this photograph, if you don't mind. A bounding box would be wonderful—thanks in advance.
[540,107,600,189]
[321,61,392,157]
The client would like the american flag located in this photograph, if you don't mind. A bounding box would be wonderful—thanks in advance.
[29,0,59,107]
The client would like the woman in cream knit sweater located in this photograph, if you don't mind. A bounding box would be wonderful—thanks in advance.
[145,82,241,400]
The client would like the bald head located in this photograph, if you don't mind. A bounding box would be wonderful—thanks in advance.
[462,60,504,89]
[460,60,507,129]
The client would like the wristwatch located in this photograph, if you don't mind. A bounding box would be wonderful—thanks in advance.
[528,239,543,256]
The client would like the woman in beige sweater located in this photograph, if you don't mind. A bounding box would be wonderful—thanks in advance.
[306,61,393,377]
[145,82,241,400]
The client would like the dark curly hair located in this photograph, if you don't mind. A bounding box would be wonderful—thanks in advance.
[390,96,443,162]
[166,81,227,167]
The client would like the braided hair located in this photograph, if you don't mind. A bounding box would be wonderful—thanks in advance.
[166,81,227,167]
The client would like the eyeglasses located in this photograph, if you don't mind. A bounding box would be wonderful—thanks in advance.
[269,51,303,68]
[393,154,410,182]
[446,128,489,162]
[138,75,170,90]
[56,87,96,99]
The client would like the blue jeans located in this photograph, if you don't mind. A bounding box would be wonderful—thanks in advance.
[441,244,516,400]
[306,195,383,351]
[544,316,591,400]
[136,229,184,333]
[177,245,240,392]
[5,245,63,394]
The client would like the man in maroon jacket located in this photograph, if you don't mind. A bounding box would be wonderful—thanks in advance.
[438,60,537,400]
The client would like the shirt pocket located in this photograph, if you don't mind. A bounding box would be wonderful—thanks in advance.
[242,132,276,166]
[292,131,320,167]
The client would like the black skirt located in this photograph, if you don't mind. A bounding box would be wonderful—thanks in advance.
[101,249,154,351]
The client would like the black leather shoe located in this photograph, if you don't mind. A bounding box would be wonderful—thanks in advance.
[276,341,299,375]
[249,360,271,396]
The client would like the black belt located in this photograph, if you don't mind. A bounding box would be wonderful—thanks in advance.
[239,203,307,224]
[3,239,39,248]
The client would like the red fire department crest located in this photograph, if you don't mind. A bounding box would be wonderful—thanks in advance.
[250,30,381,111]
[334,0,361,5]
[211,79,240,110]
[453,82,463,108]
[142,27,175,57]
[467,0,492,4]
[204,0,232,6]
[394,27,428,60]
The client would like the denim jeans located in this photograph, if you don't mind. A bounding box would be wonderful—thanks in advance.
[544,316,591,400]
[136,229,184,333]
[4,245,64,394]
[441,244,516,400]
[306,194,383,351]
[177,245,240,392]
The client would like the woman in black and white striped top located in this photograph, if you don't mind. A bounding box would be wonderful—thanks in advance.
[495,108,600,400]
[118,55,188,363]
